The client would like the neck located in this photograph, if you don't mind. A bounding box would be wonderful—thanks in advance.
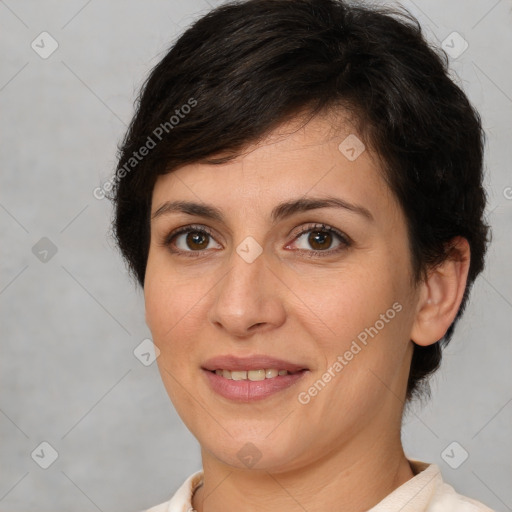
[192,432,414,512]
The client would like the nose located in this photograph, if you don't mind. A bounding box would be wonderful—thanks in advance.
[207,248,286,338]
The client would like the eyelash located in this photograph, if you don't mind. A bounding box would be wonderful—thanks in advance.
[161,223,351,258]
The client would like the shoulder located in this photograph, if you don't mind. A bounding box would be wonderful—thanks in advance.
[428,480,495,512]
[143,502,169,512]
[142,470,204,512]
[409,459,495,512]
[369,460,495,512]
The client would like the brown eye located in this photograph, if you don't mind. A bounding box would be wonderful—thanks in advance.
[308,230,333,250]
[164,225,222,255]
[288,223,350,256]
[185,231,210,250]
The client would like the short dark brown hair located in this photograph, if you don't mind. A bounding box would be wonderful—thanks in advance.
[111,0,490,402]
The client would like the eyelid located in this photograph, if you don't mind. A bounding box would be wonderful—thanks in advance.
[285,223,351,256]
[288,222,351,245]
[162,223,220,249]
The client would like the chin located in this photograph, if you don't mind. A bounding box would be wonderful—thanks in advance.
[202,435,305,473]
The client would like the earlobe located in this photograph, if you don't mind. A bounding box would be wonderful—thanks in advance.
[410,237,471,347]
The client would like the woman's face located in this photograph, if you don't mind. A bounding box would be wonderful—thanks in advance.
[145,113,420,472]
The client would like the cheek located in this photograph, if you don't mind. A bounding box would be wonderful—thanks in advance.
[144,249,181,329]
[144,253,213,360]
[144,252,185,351]
[144,260,203,411]
[300,258,412,401]
[144,258,169,340]
[301,262,402,350]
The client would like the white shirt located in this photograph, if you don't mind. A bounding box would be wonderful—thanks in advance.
[144,459,495,512]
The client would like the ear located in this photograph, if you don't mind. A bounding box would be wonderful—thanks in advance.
[410,237,471,347]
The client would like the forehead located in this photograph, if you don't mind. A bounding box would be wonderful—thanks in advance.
[151,113,397,222]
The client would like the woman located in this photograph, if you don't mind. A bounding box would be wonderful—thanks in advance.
[111,0,493,510]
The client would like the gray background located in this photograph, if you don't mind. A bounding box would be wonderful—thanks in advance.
[0,0,511,511]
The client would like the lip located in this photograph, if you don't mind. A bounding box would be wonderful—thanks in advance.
[202,368,308,402]
[201,354,310,402]
[201,354,308,373]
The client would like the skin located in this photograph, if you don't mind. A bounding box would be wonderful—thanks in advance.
[144,112,470,512]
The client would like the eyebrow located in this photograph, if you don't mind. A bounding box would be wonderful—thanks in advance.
[151,196,374,223]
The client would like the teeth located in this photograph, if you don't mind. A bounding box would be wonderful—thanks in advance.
[248,369,266,381]
[214,368,290,380]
